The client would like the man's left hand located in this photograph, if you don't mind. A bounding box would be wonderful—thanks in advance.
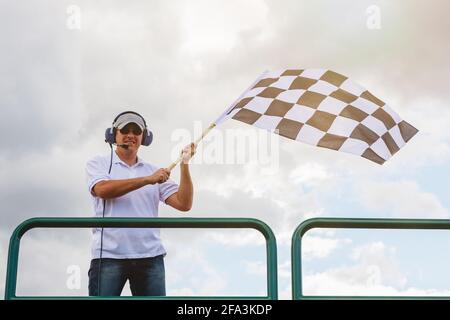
[181,143,197,164]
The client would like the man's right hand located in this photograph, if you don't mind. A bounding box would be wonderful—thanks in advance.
[149,168,170,184]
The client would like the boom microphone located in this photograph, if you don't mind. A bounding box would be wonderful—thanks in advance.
[116,144,129,149]
[105,140,129,149]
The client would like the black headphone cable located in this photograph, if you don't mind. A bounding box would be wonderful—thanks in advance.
[97,142,114,296]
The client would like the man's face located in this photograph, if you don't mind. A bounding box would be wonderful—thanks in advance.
[115,123,143,151]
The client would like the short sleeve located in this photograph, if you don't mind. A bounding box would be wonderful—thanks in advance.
[85,156,111,195]
[159,178,179,203]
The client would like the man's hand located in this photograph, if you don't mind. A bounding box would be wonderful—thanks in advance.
[149,168,171,184]
[181,143,197,164]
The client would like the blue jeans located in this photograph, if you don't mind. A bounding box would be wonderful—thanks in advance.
[88,255,166,296]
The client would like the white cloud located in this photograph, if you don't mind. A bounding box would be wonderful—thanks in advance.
[304,270,450,297]
[378,98,450,170]
[204,230,265,247]
[165,247,228,296]
[278,260,291,281]
[349,242,407,288]
[170,287,195,296]
[356,180,448,218]
[278,285,292,300]
[243,260,266,276]
[277,261,292,300]
[15,229,91,297]
[289,163,334,188]
[302,235,352,260]
[180,0,269,55]
[303,241,450,297]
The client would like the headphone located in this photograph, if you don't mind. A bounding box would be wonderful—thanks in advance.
[104,111,153,146]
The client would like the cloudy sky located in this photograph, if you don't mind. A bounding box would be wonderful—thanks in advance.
[1,0,450,299]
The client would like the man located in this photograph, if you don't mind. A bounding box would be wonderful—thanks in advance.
[85,111,196,296]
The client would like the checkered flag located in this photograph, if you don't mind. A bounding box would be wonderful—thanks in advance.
[215,69,418,164]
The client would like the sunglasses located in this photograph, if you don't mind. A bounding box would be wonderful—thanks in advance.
[119,125,143,135]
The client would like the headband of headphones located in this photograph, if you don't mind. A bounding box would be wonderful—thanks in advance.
[104,111,153,146]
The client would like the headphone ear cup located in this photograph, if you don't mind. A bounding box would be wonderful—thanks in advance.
[105,128,116,144]
[142,129,153,146]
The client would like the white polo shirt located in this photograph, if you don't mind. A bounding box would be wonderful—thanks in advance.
[85,152,179,259]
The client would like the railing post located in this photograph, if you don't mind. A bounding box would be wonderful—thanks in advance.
[5,231,21,300]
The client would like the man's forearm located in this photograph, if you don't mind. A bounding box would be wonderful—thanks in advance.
[93,177,151,199]
[177,163,193,210]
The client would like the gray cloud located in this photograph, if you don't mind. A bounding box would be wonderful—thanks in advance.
[0,1,83,157]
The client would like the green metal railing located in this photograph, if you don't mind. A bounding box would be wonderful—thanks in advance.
[5,217,278,300]
[291,217,450,300]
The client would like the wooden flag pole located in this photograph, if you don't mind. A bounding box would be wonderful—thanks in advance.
[167,123,216,171]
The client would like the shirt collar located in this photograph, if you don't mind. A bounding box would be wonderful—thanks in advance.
[112,151,144,168]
